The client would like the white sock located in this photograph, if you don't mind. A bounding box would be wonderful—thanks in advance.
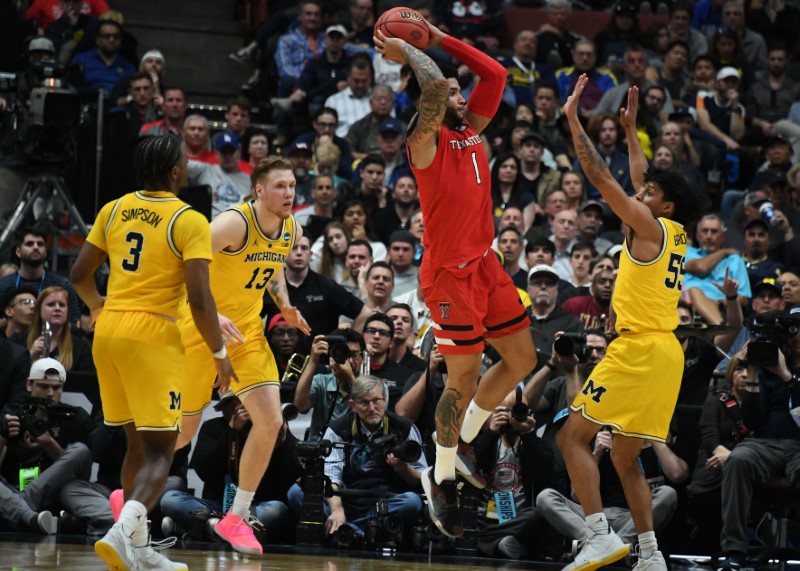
[460,401,492,444]
[118,501,148,547]
[434,443,457,485]
[586,512,610,536]
[638,531,658,559]
[231,488,255,520]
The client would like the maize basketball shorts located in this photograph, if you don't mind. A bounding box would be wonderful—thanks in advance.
[182,318,279,415]
[569,331,683,442]
[422,250,530,355]
[93,310,184,430]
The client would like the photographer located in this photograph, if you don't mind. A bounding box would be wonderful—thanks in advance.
[0,358,105,534]
[288,375,426,539]
[473,387,554,560]
[717,310,800,571]
[362,313,414,411]
[294,328,365,442]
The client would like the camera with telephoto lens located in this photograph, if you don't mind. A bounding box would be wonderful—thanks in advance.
[553,332,593,362]
[4,396,75,439]
[322,335,351,365]
[368,434,422,466]
[746,310,800,368]
[501,386,531,434]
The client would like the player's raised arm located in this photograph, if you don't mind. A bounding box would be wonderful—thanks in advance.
[374,29,448,169]
[564,75,663,243]
[618,86,648,193]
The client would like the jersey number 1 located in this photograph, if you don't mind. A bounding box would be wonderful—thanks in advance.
[122,232,144,272]
[664,252,685,290]
[470,151,482,185]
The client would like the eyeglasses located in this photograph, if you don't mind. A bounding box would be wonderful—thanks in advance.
[12,298,35,307]
[355,396,385,408]
[364,327,392,338]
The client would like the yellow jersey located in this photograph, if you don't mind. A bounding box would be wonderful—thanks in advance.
[613,217,687,333]
[87,190,213,318]
[209,202,297,327]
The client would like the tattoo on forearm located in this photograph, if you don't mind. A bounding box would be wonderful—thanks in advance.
[574,131,609,178]
[436,388,464,446]
[270,279,286,309]
[402,43,449,146]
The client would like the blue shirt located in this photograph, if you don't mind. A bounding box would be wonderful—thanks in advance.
[276,27,324,80]
[684,246,752,300]
[71,49,135,94]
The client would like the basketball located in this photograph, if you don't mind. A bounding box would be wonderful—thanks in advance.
[374,7,430,50]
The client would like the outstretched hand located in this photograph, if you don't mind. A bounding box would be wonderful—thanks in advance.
[619,86,639,131]
[374,29,408,64]
[563,74,588,120]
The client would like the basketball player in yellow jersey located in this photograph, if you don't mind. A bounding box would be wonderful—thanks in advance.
[70,136,236,571]
[177,156,310,555]
[557,77,704,571]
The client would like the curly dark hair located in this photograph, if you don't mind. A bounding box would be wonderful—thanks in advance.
[644,168,710,226]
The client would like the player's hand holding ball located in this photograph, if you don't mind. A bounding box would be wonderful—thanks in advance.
[373,7,444,63]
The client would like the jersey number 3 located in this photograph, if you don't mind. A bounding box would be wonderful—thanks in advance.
[122,232,144,272]
[664,252,685,290]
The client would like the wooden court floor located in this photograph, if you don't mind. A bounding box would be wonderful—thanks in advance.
[0,535,555,570]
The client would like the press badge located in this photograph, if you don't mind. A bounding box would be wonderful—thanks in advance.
[494,491,517,523]
[19,467,39,491]
[223,475,238,513]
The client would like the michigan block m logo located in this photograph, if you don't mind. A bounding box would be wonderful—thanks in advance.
[582,380,607,403]
[169,391,181,410]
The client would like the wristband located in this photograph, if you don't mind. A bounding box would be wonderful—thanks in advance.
[726,294,737,300]
[544,361,557,372]
[213,346,227,360]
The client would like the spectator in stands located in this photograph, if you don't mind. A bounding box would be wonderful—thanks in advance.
[686,352,751,554]
[533,83,571,170]
[294,174,336,229]
[294,329,366,442]
[593,3,642,75]
[111,49,166,109]
[70,19,134,94]
[286,141,315,207]
[708,27,754,93]
[519,131,562,208]
[3,287,37,340]
[221,97,251,141]
[267,235,371,344]
[345,154,389,218]
[0,228,81,324]
[10,285,95,373]
[311,141,348,190]
[242,128,270,171]
[747,0,800,58]
[311,221,350,283]
[160,391,302,542]
[292,107,354,180]
[557,170,588,212]
[778,271,800,308]
[501,29,553,109]
[139,87,187,139]
[375,119,412,189]
[668,1,708,61]
[340,240,373,296]
[344,0,375,47]
[27,0,108,29]
[361,261,394,313]
[347,85,402,161]
[498,226,528,290]
[527,264,583,350]
[536,0,581,70]
[563,267,614,330]
[0,358,99,535]
[324,54,374,138]
[120,72,159,140]
[691,0,725,37]
[526,189,569,243]
[741,219,783,290]
[339,199,388,261]
[648,40,690,108]
[556,38,617,117]
[550,208,579,281]
[362,313,414,409]
[386,231,418,298]
[716,329,800,571]
[188,132,251,218]
[744,44,800,155]
[720,1,767,75]
[386,303,425,373]
[0,336,30,408]
[565,241,597,290]
[576,200,613,255]
[264,314,305,386]
[572,113,634,199]
[491,152,533,224]
[288,375,426,538]
[681,54,717,110]
[181,115,214,163]
[372,175,418,246]
[273,0,325,145]
[44,0,98,62]
[685,214,751,325]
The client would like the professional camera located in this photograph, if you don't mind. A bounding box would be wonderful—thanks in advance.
[323,335,351,365]
[0,396,76,439]
[332,523,364,549]
[365,497,403,549]
[501,386,531,434]
[281,402,298,421]
[554,332,593,363]
[746,310,800,368]
[368,434,422,465]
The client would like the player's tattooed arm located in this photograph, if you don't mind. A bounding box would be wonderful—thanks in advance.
[574,131,610,180]
[268,267,290,310]
[401,43,449,148]
[435,387,464,446]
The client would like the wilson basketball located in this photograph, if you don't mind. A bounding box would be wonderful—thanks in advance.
[374,7,430,49]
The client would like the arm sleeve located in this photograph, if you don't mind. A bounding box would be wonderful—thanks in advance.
[441,35,506,119]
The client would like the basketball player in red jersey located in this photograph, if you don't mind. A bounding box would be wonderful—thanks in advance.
[375,23,538,537]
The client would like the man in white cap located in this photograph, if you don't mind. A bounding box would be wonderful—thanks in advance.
[696,66,745,152]
[0,358,104,535]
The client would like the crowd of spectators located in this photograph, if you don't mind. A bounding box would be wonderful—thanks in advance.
[1,0,800,567]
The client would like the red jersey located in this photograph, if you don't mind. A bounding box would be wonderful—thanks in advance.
[410,123,494,282]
